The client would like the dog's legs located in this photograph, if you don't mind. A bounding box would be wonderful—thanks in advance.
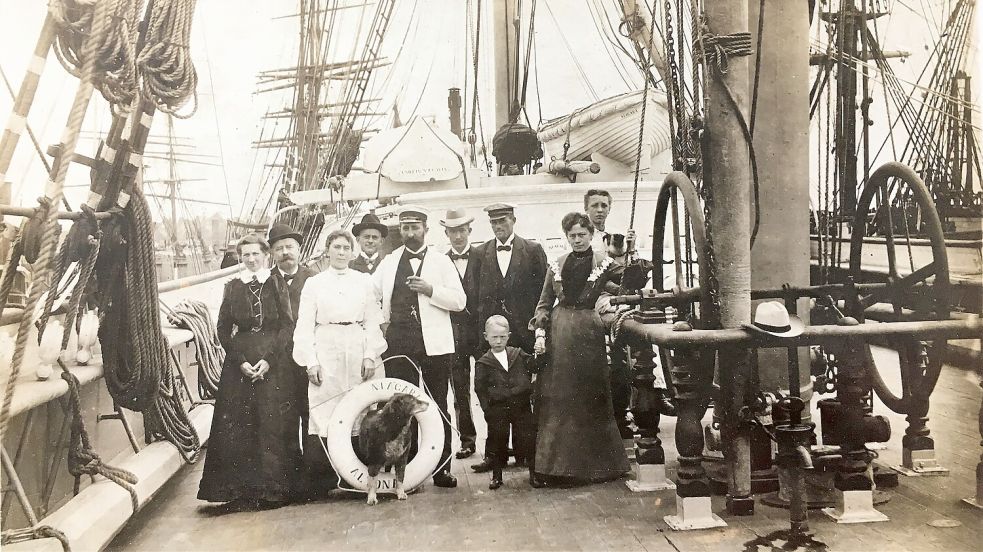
[394,457,408,500]
[366,471,379,505]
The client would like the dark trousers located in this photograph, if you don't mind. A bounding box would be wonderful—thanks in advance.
[450,351,477,450]
[384,325,453,476]
[302,433,338,497]
[609,342,631,435]
[485,400,536,470]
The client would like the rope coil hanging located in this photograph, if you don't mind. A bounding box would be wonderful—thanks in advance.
[166,299,224,400]
[136,0,199,117]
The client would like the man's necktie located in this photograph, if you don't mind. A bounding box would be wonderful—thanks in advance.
[496,245,511,252]
[283,273,295,282]
[406,251,426,261]
[449,251,469,260]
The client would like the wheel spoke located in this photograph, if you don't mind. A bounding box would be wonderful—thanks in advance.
[860,261,938,309]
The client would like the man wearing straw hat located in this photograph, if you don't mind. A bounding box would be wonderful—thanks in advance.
[374,206,467,489]
[440,207,482,460]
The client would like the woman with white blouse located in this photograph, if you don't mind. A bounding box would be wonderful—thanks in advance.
[293,230,387,451]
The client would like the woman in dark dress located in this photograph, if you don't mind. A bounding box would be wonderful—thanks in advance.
[198,234,302,508]
[530,212,629,484]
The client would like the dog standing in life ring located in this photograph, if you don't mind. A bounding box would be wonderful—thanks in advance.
[358,393,429,505]
[326,378,446,504]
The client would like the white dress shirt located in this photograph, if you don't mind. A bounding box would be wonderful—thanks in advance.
[495,234,515,277]
[360,252,380,271]
[405,245,426,274]
[449,245,470,278]
[492,349,509,372]
[591,229,608,252]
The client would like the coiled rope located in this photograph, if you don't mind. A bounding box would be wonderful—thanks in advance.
[99,188,201,461]
[166,299,224,400]
[136,0,198,117]
[51,0,141,111]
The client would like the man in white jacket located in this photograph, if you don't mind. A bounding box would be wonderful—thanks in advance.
[374,206,467,488]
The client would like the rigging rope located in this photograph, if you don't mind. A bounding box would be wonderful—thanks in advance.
[629,6,659,232]
[166,302,224,400]
[0,0,109,443]
[137,0,199,117]
[1,525,71,552]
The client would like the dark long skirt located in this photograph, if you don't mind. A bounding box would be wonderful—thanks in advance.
[534,306,629,481]
[198,331,303,503]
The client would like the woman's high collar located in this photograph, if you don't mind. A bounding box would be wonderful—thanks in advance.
[239,267,272,283]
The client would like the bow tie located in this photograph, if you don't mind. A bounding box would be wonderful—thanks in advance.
[405,250,426,261]
[283,273,295,282]
[449,251,469,261]
[496,245,512,252]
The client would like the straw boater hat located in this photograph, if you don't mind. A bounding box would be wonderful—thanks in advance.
[398,206,429,224]
[483,203,515,221]
[439,208,474,228]
[267,223,303,247]
[744,301,804,337]
[351,213,388,238]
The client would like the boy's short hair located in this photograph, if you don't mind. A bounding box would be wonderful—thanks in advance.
[484,315,510,333]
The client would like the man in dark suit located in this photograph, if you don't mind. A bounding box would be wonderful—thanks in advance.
[268,223,329,499]
[440,208,481,460]
[473,203,547,472]
[349,213,388,274]
[476,203,547,355]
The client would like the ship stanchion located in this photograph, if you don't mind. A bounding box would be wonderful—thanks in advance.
[822,316,890,523]
[892,341,949,477]
[626,346,674,492]
[623,316,675,493]
[664,340,725,530]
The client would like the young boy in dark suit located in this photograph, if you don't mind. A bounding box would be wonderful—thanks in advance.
[474,315,537,490]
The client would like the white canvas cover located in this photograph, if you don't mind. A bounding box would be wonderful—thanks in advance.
[359,116,465,182]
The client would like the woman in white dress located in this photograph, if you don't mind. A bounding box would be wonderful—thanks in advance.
[293,230,387,485]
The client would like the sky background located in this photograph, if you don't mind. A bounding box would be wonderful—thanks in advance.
[0,0,976,221]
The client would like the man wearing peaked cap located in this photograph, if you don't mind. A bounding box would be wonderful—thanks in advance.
[472,202,546,472]
[267,223,326,498]
[373,204,466,488]
[440,208,481,460]
[349,213,389,275]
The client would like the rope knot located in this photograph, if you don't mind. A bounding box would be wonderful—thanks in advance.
[696,22,752,74]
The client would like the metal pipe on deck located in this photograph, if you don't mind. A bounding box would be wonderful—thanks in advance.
[547,159,600,177]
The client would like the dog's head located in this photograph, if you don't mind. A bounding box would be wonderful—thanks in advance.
[604,233,627,257]
[385,393,429,420]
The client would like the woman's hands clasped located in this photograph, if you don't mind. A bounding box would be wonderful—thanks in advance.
[240,360,270,383]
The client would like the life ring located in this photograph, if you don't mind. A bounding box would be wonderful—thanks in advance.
[326,377,444,493]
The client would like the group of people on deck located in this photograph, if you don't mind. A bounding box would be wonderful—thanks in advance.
[197,190,674,510]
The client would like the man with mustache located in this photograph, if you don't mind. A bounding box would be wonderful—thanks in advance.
[268,223,329,500]
[349,213,388,274]
[374,207,467,489]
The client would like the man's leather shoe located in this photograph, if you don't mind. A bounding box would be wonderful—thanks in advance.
[432,472,458,488]
[489,477,503,490]
[471,459,492,473]
[455,445,476,459]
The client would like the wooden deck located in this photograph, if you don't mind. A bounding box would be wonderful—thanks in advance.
[108,363,982,552]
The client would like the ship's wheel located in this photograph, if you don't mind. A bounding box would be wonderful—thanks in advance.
[651,172,715,328]
[848,161,951,414]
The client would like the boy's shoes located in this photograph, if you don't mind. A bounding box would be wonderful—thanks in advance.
[455,445,476,459]
[489,477,503,490]
[433,472,458,488]
[471,459,493,473]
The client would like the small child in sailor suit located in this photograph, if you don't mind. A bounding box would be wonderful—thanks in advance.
[474,315,537,490]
